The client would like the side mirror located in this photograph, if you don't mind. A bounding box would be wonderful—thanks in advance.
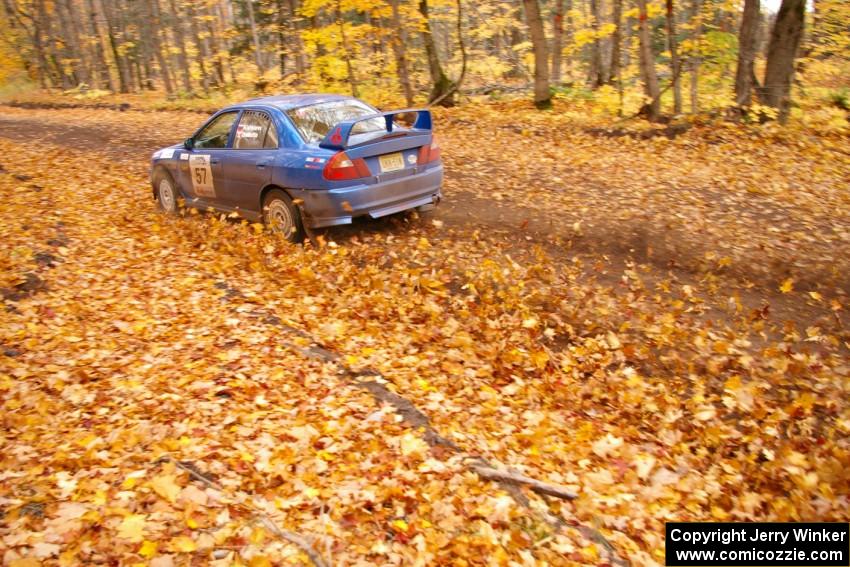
[183,137,194,150]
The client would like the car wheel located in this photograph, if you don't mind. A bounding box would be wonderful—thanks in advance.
[263,189,304,243]
[154,170,179,214]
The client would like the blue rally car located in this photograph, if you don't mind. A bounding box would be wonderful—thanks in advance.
[150,94,443,242]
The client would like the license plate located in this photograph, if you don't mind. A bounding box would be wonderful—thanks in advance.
[379,152,405,173]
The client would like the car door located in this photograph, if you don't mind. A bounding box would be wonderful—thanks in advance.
[218,109,279,212]
[182,110,239,204]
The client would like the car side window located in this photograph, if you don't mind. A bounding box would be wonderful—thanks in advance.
[234,110,278,150]
[194,111,238,149]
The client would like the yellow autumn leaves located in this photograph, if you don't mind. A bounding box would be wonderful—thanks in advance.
[1,103,849,566]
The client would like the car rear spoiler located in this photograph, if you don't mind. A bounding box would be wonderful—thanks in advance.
[318,108,432,150]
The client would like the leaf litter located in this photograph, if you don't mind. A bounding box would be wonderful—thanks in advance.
[0,104,848,565]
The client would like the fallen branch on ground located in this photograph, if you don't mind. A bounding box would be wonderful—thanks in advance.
[469,463,578,500]
[211,283,630,565]
[155,455,330,567]
[257,517,331,567]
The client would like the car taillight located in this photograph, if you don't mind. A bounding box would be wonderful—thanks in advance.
[322,151,370,181]
[417,137,441,165]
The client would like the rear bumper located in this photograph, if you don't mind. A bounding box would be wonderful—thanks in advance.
[297,165,443,228]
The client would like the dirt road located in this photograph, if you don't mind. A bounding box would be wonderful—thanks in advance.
[2,104,849,291]
[0,103,846,331]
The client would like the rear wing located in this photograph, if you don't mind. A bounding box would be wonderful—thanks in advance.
[319,108,432,150]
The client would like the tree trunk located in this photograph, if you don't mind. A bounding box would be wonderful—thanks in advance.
[760,0,804,123]
[551,0,565,84]
[390,0,414,105]
[146,0,174,94]
[564,0,574,80]
[98,0,131,93]
[118,0,142,92]
[131,0,155,90]
[57,0,87,86]
[419,0,455,106]
[168,0,193,92]
[507,4,526,79]
[636,0,661,121]
[275,0,287,78]
[309,13,326,68]
[216,0,238,83]
[588,0,604,87]
[734,0,760,107]
[665,0,682,114]
[246,0,264,75]
[450,0,468,98]
[286,0,306,78]
[67,0,93,86]
[35,0,66,88]
[49,0,78,87]
[205,3,226,85]
[523,0,550,108]
[47,15,66,86]
[6,1,52,87]
[186,3,210,92]
[609,0,622,85]
[623,11,633,69]
[336,0,358,96]
[689,0,702,112]
[85,0,113,90]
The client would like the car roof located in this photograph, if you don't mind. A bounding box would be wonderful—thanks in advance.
[235,93,357,111]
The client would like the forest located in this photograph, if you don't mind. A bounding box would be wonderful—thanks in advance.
[1,0,848,124]
[0,1,849,566]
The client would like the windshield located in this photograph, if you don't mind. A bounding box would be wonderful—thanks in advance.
[286,100,385,143]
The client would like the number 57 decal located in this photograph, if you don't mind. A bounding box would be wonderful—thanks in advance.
[189,154,215,198]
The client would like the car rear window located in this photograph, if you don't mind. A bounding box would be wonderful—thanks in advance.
[287,100,385,144]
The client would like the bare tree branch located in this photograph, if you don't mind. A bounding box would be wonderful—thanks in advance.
[470,464,578,500]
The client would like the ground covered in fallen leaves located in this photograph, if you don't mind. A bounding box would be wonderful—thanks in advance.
[0,101,848,566]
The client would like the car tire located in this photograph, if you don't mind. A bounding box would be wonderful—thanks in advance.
[263,189,304,243]
[153,169,179,215]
